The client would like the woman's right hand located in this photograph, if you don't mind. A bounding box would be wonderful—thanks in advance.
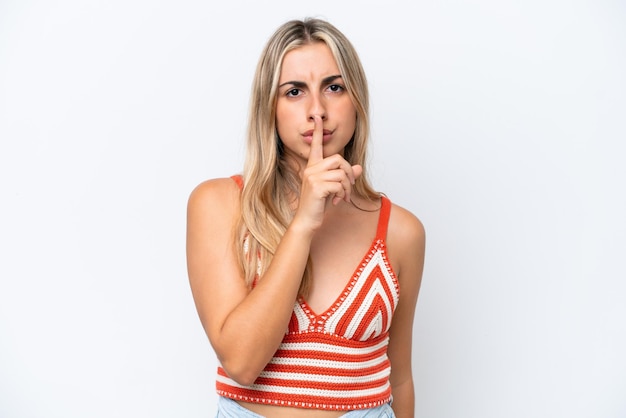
[293,115,363,233]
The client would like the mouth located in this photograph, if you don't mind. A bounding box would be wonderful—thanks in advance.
[302,129,333,136]
[302,129,334,143]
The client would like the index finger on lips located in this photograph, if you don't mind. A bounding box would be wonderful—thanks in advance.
[307,115,324,167]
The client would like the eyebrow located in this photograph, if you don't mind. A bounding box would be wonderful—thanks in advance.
[278,74,343,89]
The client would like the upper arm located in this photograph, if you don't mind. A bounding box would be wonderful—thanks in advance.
[386,204,425,388]
[186,178,248,360]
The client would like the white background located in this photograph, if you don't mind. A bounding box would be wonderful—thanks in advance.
[1,1,625,417]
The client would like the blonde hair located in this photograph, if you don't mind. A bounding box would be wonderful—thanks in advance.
[238,18,379,296]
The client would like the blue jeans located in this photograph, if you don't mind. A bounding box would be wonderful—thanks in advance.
[216,397,395,417]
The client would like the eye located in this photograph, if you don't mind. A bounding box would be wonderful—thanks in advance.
[286,88,302,97]
[328,84,344,93]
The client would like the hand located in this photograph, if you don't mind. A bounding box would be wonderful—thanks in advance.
[294,115,363,232]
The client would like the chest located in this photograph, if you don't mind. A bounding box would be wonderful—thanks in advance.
[291,238,399,340]
[306,208,379,313]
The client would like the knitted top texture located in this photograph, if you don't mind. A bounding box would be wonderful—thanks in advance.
[217,176,400,411]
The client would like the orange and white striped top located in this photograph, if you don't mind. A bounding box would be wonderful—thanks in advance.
[217,177,399,411]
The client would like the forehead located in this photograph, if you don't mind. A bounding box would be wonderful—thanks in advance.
[279,42,341,81]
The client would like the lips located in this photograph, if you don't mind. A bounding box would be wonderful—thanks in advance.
[302,129,333,136]
[302,129,334,144]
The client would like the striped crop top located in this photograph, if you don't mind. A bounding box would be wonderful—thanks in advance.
[217,175,400,411]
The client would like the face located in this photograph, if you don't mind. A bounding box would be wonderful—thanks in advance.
[275,42,357,164]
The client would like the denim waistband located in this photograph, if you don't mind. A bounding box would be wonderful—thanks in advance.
[216,397,395,417]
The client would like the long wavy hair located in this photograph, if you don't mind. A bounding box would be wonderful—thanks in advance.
[238,18,379,296]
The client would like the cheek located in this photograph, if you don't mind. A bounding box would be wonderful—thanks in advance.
[338,99,356,121]
[275,104,294,133]
[342,104,357,132]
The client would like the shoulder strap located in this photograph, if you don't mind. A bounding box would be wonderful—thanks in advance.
[230,174,243,190]
[375,196,392,241]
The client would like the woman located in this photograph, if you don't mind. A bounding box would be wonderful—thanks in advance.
[187,18,425,418]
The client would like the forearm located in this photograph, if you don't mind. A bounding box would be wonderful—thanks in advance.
[214,221,314,384]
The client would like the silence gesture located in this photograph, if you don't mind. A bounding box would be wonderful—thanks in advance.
[294,115,363,232]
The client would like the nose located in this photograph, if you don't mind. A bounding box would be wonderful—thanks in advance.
[307,92,327,121]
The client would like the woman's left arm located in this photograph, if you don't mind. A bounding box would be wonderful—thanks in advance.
[386,204,426,418]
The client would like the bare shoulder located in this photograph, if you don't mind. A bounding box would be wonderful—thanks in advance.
[386,201,425,280]
[186,176,242,268]
[188,176,241,211]
[388,202,425,248]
